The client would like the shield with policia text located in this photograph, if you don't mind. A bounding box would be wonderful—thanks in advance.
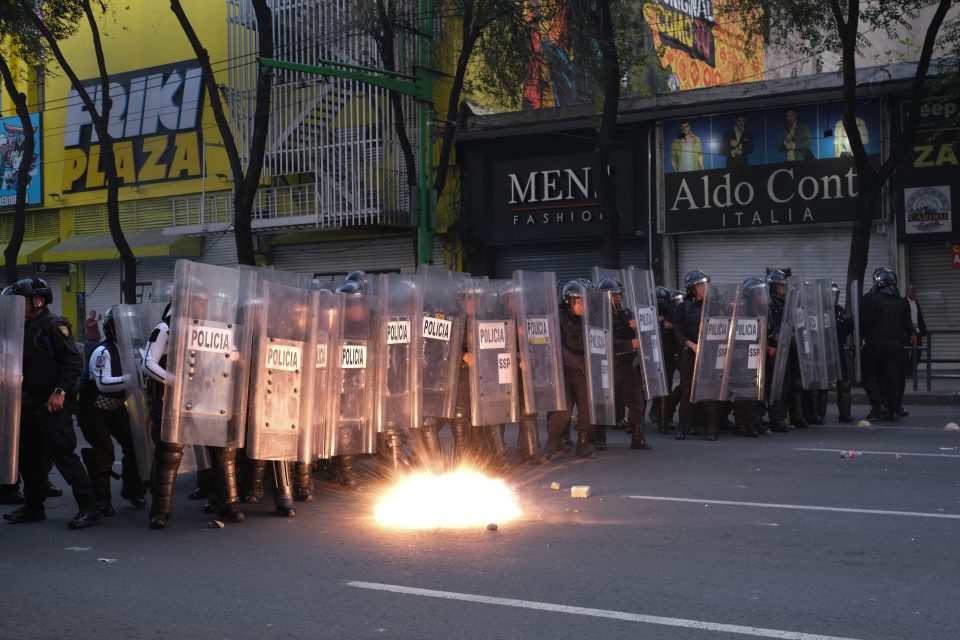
[768,280,801,403]
[161,260,256,448]
[794,278,831,390]
[622,266,670,400]
[0,294,24,485]
[376,273,423,435]
[581,283,616,426]
[691,282,738,402]
[416,264,466,420]
[113,302,166,481]
[816,279,843,384]
[308,287,340,461]
[721,282,769,401]
[245,272,314,462]
[464,279,519,426]
[511,270,566,413]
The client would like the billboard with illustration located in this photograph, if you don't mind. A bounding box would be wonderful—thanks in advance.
[0,112,42,210]
[661,100,882,233]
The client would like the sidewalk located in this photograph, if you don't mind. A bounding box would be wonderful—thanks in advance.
[850,373,960,406]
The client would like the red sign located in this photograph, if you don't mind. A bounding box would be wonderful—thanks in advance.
[952,244,960,269]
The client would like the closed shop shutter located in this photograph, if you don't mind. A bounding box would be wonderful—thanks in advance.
[271,236,417,279]
[200,234,240,268]
[907,239,960,366]
[493,240,649,284]
[677,228,891,304]
[82,259,177,334]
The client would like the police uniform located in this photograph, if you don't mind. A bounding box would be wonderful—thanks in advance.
[860,271,915,420]
[673,292,717,439]
[609,301,651,449]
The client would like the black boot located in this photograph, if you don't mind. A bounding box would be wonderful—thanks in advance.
[451,420,471,463]
[675,422,687,440]
[0,484,25,505]
[243,459,267,503]
[593,426,608,451]
[81,448,115,517]
[518,415,545,464]
[789,392,808,428]
[837,382,853,423]
[149,442,184,529]
[293,462,314,502]
[809,390,827,425]
[414,423,441,458]
[214,448,243,523]
[335,455,359,488]
[272,461,296,518]
[630,424,652,450]
[377,431,404,471]
[188,467,212,500]
[575,431,597,458]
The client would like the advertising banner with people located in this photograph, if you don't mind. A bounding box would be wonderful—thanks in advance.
[661,100,882,233]
[0,112,42,210]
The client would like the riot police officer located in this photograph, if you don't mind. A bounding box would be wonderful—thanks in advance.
[861,268,915,420]
[1,278,101,529]
[832,282,854,423]
[765,269,791,432]
[733,278,769,437]
[77,307,146,516]
[544,280,598,458]
[673,270,717,440]
[597,277,651,450]
[650,287,681,433]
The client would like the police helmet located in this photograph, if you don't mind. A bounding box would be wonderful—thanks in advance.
[831,281,841,296]
[5,277,53,305]
[561,278,594,307]
[596,276,623,294]
[336,280,365,295]
[873,267,898,295]
[767,267,792,279]
[742,276,766,294]
[103,306,117,343]
[655,286,671,306]
[669,289,684,305]
[683,270,710,296]
[344,270,367,284]
[161,302,172,324]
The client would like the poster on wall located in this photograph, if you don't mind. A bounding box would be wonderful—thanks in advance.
[660,100,882,233]
[896,96,959,242]
[61,61,204,194]
[0,112,42,210]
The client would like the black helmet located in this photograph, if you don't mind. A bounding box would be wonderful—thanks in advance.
[336,280,365,295]
[742,276,766,295]
[103,306,117,342]
[561,278,594,307]
[655,286,671,306]
[596,276,623,294]
[765,269,788,287]
[669,289,684,305]
[345,270,367,284]
[4,277,52,305]
[831,281,841,296]
[873,267,898,295]
[161,302,172,324]
[767,267,792,279]
[683,270,710,296]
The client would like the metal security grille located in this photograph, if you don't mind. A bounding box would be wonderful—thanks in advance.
[225,0,418,229]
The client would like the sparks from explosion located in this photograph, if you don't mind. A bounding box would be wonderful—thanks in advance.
[374,465,522,529]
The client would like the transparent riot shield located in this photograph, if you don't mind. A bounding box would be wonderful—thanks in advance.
[246,276,313,462]
[582,285,616,426]
[309,289,340,461]
[148,280,173,303]
[512,270,566,413]
[849,279,862,385]
[325,286,378,457]
[722,283,768,401]
[417,264,466,420]
[376,273,423,435]
[816,279,842,383]
[591,266,619,286]
[161,260,255,448]
[0,295,24,485]
[464,281,518,426]
[691,282,738,402]
[795,278,830,391]
[622,266,669,400]
[768,281,800,403]
[113,303,165,482]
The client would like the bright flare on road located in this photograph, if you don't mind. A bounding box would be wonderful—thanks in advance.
[374,469,522,529]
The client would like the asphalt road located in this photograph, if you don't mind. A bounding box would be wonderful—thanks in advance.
[3,403,959,640]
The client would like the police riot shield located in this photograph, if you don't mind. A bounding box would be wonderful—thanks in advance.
[768,281,800,403]
[161,260,255,448]
[309,289,340,461]
[325,285,378,457]
[816,279,842,383]
[849,279,862,385]
[376,273,423,434]
[246,276,313,462]
[581,285,616,426]
[417,264,466,420]
[464,280,518,426]
[794,278,830,390]
[621,266,670,400]
[511,270,566,413]
[691,282,738,402]
[113,303,166,482]
[0,295,24,485]
[722,283,769,401]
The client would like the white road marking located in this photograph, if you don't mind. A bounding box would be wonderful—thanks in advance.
[347,581,864,640]
[793,447,960,458]
[625,495,960,519]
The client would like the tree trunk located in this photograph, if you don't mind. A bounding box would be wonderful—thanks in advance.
[0,55,33,285]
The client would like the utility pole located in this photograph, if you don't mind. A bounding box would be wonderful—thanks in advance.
[258,0,435,264]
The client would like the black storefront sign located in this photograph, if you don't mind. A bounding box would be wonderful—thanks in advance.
[483,149,636,245]
[664,156,881,233]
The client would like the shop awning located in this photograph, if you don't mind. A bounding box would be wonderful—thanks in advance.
[8,236,60,266]
[42,230,201,262]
